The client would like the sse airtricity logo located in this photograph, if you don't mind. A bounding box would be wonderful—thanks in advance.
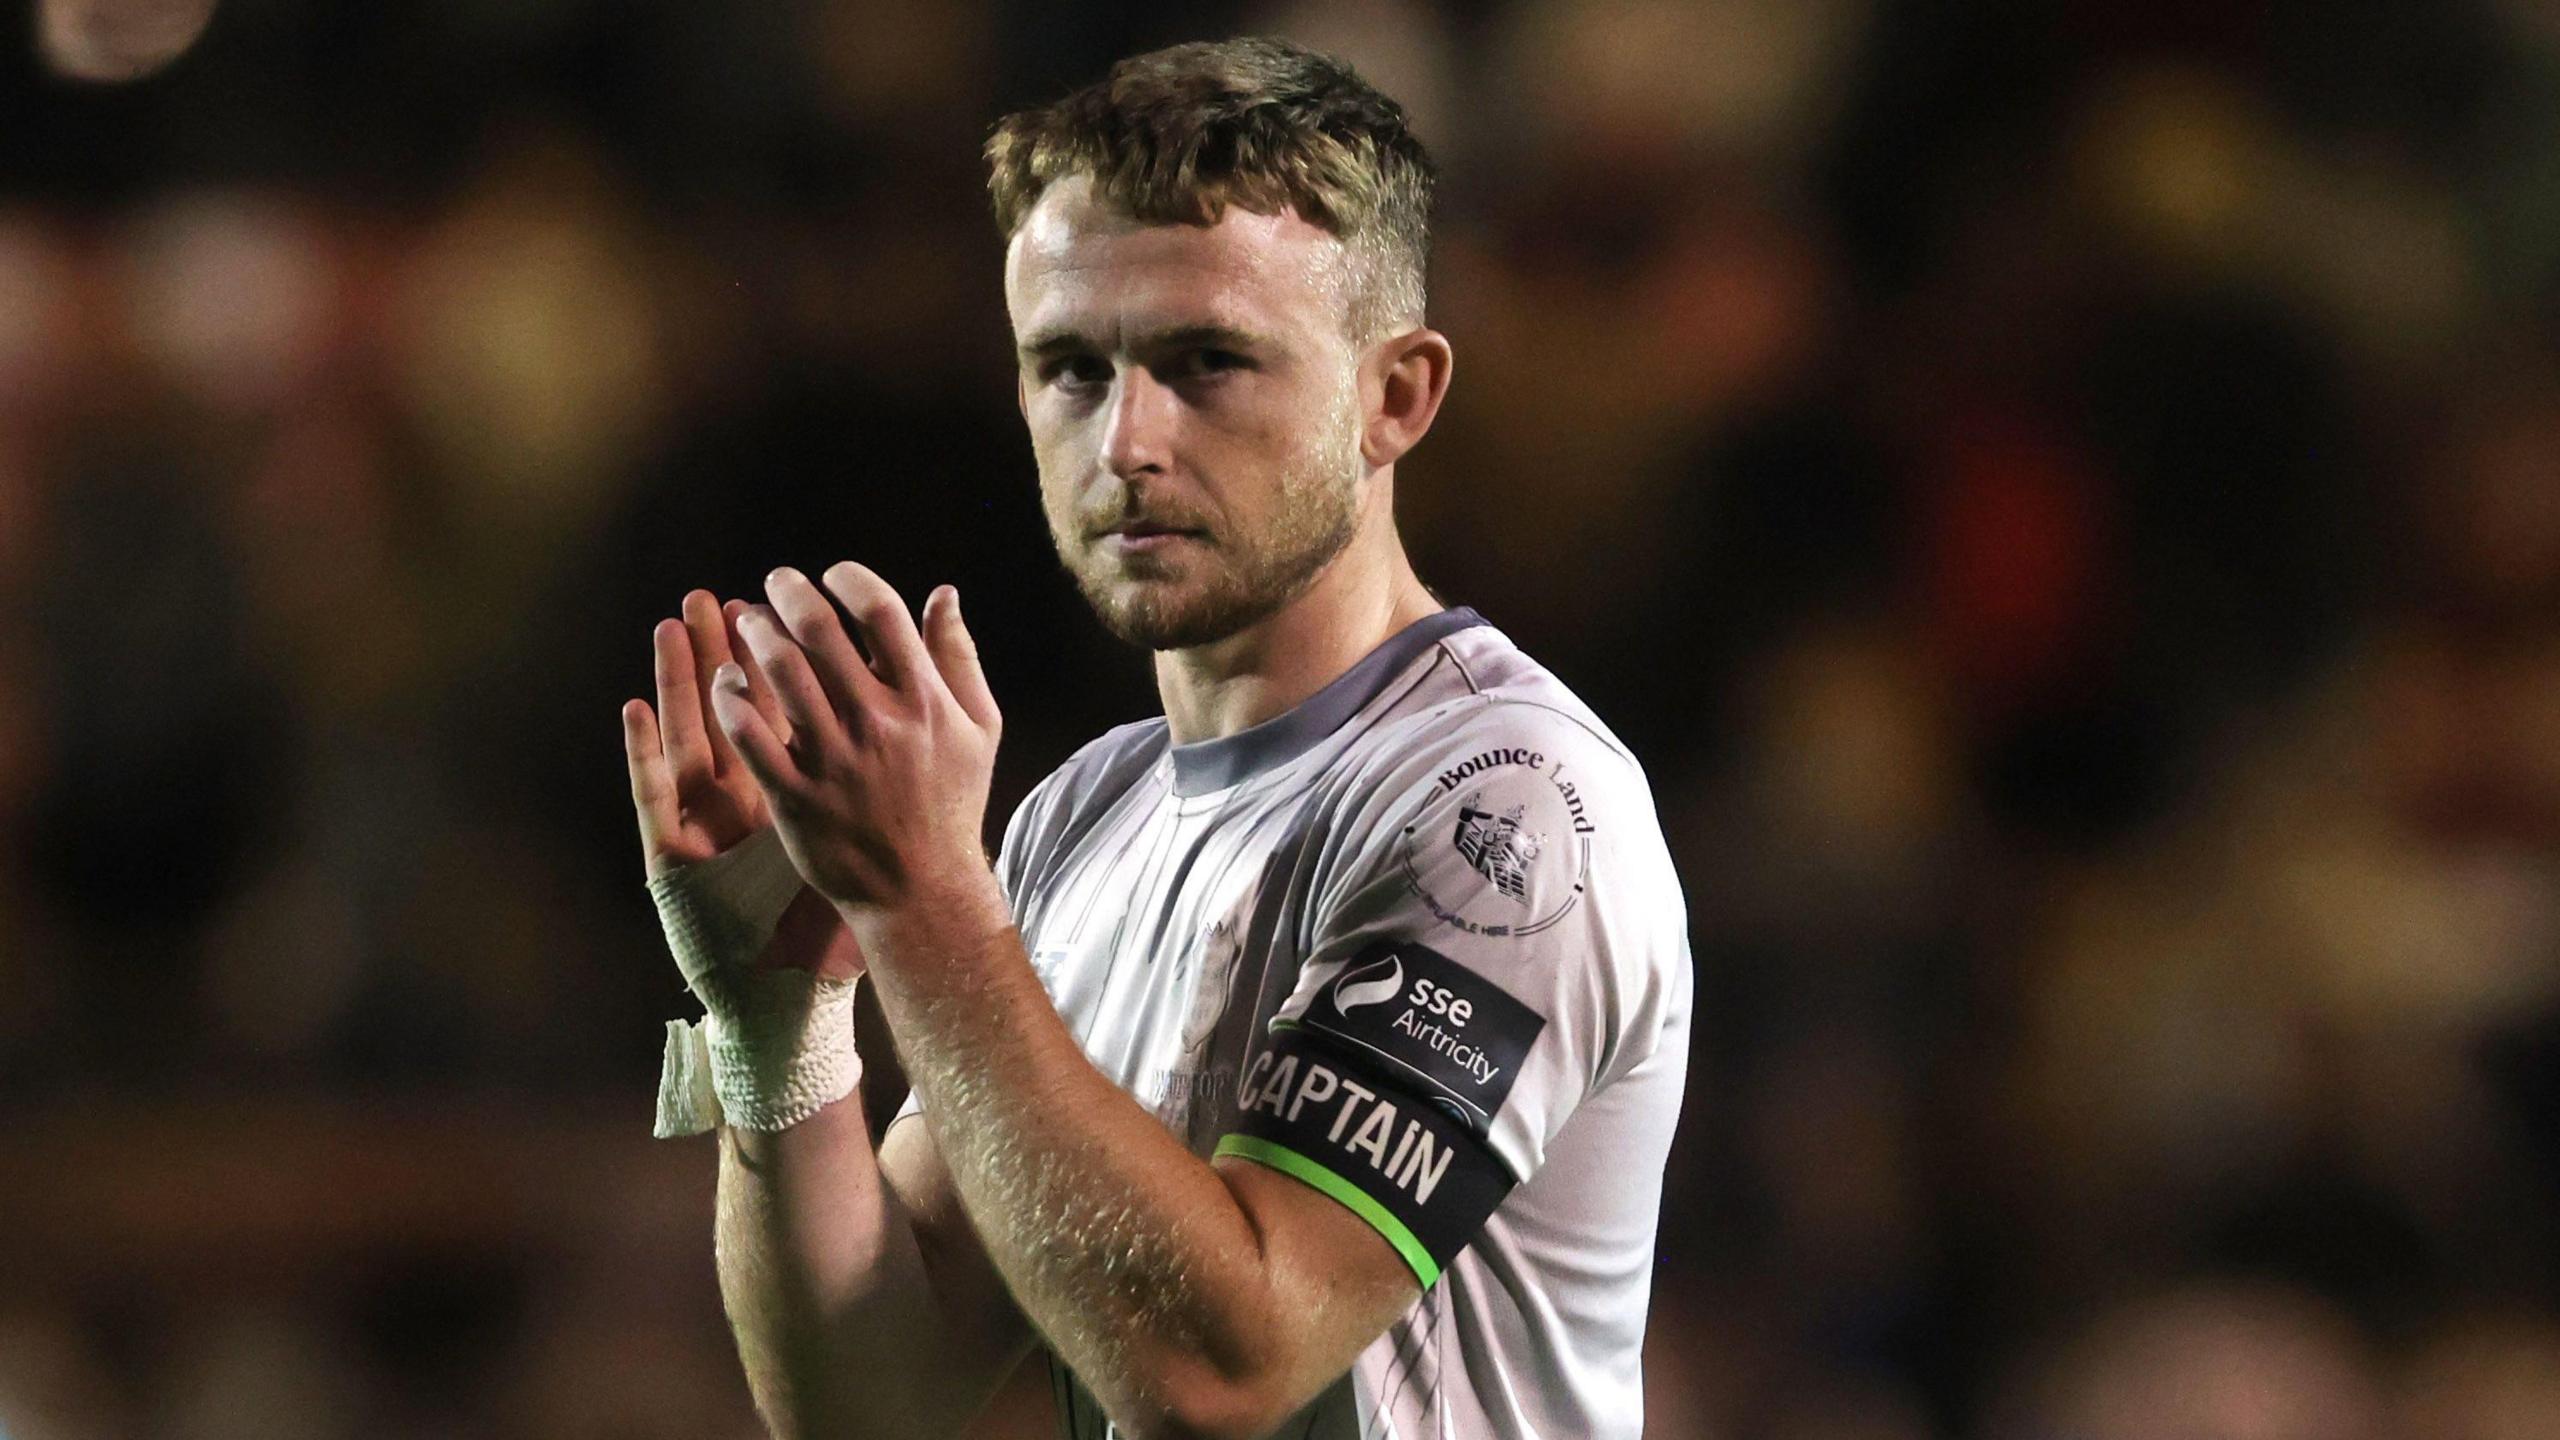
[1303,941,1546,1133]
[1331,953,1406,1015]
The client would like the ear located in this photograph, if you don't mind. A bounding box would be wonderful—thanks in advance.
[1360,327,1453,469]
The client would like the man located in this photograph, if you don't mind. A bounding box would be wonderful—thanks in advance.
[621,37,1691,1440]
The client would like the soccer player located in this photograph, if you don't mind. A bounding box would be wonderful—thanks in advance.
[621,37,1692,1440]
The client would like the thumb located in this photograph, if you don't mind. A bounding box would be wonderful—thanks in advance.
[923,586,1000,733]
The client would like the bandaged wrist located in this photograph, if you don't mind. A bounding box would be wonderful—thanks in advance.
[649,827,803,990]
[648,830,863,1137]
[657,969,861,1136]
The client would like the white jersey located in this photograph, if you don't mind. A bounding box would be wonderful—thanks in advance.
[897,608,1693,1439]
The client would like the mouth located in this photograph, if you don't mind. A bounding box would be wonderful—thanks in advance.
[1094,520,1207,555]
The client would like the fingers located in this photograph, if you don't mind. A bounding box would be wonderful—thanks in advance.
[707,662,798,793]
[682,589,743,775]
[922,586,1001,733]
[686,567,985,795]
[766,567,886,717]
[735,603,842,766]
[821,561,937,696]
[723,598,791,743]
[621,698,678,858]
[652,618,716,788]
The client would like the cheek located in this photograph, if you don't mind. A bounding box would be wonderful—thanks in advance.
[1025,415,1083,492]
[1035,462,1080,538]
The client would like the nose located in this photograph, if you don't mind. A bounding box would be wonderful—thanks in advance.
[1100,366,1175,480]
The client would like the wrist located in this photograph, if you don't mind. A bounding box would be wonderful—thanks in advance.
[649,833,865,1137]
[659,967,865,1136]
[834,855,1011,971]
[648,828,801,988]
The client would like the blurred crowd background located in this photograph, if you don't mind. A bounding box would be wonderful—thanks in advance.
[4,0,2559,1435]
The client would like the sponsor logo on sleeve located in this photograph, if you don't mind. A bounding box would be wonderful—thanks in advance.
[1398,744,1596,938]
[1294,940,1546,1134]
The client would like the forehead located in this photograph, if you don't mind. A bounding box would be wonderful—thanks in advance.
[1003,175,1353,346]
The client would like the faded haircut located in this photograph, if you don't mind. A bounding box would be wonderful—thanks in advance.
[986,36,1435,341]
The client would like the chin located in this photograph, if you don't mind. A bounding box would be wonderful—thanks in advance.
[1065,521,1351,652]
[1087,575,1275,652]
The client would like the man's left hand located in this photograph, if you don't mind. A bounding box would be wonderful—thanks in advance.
[710,564,1006,943]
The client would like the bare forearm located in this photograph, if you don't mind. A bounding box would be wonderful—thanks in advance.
[860,899,1281,1435]
[697,566,1323,1433]
[715,1093,1002,1440]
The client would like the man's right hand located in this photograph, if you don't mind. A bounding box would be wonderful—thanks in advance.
[622,588,864,980]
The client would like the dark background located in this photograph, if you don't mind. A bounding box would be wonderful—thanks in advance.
[3,1,2558,1435]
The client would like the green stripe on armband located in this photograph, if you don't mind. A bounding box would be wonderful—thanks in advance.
[1213,1133,1441,1288]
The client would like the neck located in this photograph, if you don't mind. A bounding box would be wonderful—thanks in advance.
[1154,500,1440,746]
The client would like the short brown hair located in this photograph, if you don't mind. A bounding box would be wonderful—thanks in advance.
[986,37,1436,339]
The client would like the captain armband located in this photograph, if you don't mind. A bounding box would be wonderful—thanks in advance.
[1215,1025,1515,1290]
[1213,938,1554,1286]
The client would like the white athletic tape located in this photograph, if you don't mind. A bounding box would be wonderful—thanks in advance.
[649,829,862,1136]
[648,827,803,990]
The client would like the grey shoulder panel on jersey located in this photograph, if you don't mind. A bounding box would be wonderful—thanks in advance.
[1054,716,1173,799]
[996,717,1169,906]
[1413,627,1651,777]
[1309,676,1665,898]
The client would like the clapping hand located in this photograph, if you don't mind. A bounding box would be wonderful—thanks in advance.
[709,565,1005,946]
[622,589,864,980]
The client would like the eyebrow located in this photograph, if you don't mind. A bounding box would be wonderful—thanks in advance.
[1018,323,1272,363]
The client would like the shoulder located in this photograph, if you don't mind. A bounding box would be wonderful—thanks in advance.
[1050,716,1172,795]
[1335,626,1659,841]
[1306,624,1692,1082]
[1319,627,1682,942]
[997,717,1168,863]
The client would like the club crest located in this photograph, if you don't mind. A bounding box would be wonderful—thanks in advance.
[1452,792,1544,903]
[1397,743,1598,939]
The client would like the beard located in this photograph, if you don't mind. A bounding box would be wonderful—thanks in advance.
[1046,388,1366,651]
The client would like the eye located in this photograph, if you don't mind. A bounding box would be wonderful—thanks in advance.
[1040,354,1111,392]
[1170,347,1252,381]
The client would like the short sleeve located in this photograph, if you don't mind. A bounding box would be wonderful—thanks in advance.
[1214,704,1685,1287]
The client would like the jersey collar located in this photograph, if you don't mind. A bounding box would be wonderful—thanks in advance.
[1166,606,1487,797]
